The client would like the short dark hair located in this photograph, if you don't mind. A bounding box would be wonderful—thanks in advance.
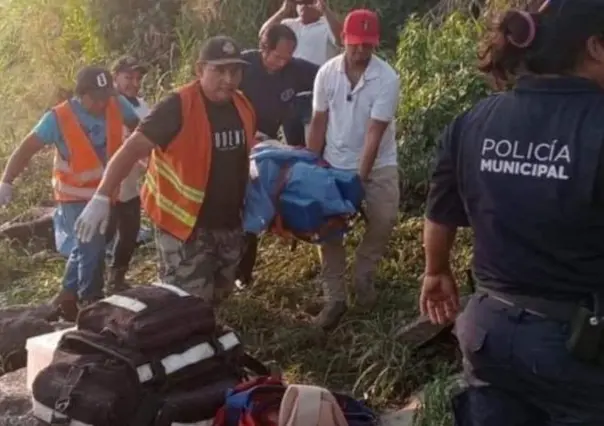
[478,0,604,89]
[261,24,297,51]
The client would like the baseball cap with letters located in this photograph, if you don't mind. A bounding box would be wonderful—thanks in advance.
[198,36,249,66]
[74,66,116,100]
[342,9,381,46]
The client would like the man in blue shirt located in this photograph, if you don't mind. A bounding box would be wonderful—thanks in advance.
[0,66,139,320]
[240,23,318,146]
[236,24,319,287]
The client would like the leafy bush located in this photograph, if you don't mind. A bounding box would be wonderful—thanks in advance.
[395,12,489,210]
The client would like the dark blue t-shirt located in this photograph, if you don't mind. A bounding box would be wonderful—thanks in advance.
[239,50,318,139]
[426,76,604,300]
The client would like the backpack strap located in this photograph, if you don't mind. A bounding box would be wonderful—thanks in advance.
[278,385,321,426]
[278,385,349,426]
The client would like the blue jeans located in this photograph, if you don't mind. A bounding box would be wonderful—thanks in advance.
[57,202,106,301]
[453,293,604,425]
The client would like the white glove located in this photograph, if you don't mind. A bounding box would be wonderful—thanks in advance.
[0,182,13,207]
[74,193,111,243]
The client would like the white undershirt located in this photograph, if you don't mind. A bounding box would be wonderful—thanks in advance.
[281,17,339,66]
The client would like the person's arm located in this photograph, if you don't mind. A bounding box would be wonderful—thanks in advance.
[358,76,400,180]
[424,219,458,275]
[1,133,46,184]
[306,66,329,154]
[117,95,140,131]
[259,0,295,37]
[2,111,61,184]
[96,93,183,197]
[95,132,154,197]
[423,116,470,275]
[319,0,343,46]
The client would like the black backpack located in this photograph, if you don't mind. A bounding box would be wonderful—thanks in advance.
[31,284,268,426]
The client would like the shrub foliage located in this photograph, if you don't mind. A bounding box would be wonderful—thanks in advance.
[395,13,488,209]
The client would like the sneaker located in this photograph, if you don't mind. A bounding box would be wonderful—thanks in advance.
[312,301,347,330]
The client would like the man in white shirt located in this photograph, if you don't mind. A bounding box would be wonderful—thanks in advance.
[106,55,151,292]
[260,0,341,67]
[307,9,401,329]
[259,0,341,146]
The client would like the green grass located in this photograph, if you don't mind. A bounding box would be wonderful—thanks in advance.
[0,0,478,413]
[0,156,471,409]
[412,367,463,426]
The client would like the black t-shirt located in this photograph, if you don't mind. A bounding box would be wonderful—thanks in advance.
[239,49,318,139]
[426,76,604,300]
[138,89,248,230]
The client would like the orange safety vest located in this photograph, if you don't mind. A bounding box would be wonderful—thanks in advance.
[140,81,256,241]
[52,98,124,202]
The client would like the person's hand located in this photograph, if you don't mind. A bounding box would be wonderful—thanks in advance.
[282,0,296,12]
[419,271,460,325]
[74,193,111,243]
[314,0,327,13]
[0,182,13,207]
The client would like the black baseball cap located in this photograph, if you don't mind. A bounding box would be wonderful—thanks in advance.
[198,36,248,66]
[111,55,148,75]
[74,66,116,100]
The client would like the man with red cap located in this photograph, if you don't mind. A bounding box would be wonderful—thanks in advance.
[307,9,400,329]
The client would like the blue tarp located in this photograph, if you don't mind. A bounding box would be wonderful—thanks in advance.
[242,142,364,240]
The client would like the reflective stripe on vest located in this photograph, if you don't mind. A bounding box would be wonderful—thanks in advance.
[52,98,124,202]
[141,82,257,241]
[143,171,198,229]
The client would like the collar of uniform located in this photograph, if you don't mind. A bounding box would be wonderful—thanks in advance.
[336,54,380,81]
[515,76,604,94]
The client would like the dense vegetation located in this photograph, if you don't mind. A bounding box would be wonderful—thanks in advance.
[0,0,533,423]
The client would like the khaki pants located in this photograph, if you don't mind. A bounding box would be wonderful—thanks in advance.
[155,227,244,305]
[319,166,400,302]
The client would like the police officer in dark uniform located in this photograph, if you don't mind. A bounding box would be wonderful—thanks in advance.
[421,0,604,424]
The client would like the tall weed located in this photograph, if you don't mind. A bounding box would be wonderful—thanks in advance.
[395,13,488,210]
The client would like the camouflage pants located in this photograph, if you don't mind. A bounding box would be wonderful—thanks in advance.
[155,227,245,305]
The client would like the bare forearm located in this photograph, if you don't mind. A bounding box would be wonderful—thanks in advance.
[259,6,290,36]
[323,8,342,45]
[96,131,154,197]
[359,140,380,179]
[423,218,457,275]
[306,113,328,154]
[359,121,388,178]
[1,133,45,184]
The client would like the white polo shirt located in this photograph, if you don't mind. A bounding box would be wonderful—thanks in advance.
[281,17,339,66]
[312,54,400,170]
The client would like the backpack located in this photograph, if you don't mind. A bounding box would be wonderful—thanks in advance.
[31,285,269,426]
[214,376,379,426]
[76,282,216,349]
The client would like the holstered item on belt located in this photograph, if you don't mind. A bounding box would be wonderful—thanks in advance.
[566,293,604,366]
[477,286,580,322]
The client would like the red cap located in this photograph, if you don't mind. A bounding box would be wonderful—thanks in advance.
[342,9,380,46]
